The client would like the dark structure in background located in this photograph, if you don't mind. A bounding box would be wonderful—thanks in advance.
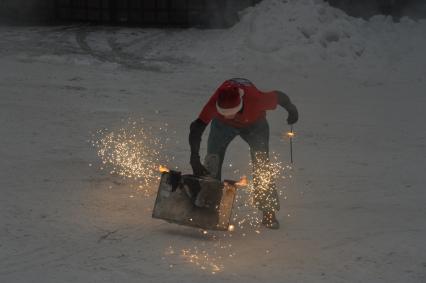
[0,0,54,23]
[327,0,426,19]
[0,0,425,27]
[0,0,261,27]
[54,0,263,27]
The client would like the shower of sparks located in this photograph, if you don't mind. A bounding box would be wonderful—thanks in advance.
[91,119,291,274]
[181,247,224,274]
[164,239,236,274]
[91,118,171,196]
[161,153,289,274]
[232,152,288,229]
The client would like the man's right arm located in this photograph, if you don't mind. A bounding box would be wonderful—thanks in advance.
[189,88,220,176]
[189,118,209,176]
[189,118,207,158]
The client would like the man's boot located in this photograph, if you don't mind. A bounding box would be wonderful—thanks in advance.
[262,211,280,229]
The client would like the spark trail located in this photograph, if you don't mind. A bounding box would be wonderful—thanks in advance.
[91,118,171,196]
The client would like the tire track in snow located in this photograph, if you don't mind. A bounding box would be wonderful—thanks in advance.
[75,27,187,72]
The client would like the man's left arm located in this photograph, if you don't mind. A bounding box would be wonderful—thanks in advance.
[275,90,299,124]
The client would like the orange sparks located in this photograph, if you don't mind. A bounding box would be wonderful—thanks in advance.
[235,175,248,187]
[159,165,170,173]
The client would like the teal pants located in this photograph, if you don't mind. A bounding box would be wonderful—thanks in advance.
[205,118,280,212]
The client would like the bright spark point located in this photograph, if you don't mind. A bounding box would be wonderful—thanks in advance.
[159,165,170,173]
[286,131,295,138]
[228,225,235,232]
[235,175,249,187]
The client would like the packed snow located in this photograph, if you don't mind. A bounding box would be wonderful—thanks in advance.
[1,0,425,282]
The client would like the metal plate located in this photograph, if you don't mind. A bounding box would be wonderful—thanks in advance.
[152,172,236,230]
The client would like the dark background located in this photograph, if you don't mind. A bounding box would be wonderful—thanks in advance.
[0,0,425,27]
[328,0,426,19]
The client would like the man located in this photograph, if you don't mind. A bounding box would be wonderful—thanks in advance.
[188,78,298,229]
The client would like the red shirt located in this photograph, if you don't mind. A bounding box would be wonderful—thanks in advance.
[198,79,278,128]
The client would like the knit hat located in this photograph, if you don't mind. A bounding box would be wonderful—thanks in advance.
[216,86,244,116]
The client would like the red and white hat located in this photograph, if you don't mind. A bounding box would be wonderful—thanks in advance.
[216,86,244,116]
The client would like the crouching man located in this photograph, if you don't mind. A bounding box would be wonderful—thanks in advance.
[188,78,298,229]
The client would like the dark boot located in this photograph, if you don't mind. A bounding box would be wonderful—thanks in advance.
[262,211,280,229]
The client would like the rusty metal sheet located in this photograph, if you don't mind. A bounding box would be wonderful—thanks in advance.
[152,172,236,230]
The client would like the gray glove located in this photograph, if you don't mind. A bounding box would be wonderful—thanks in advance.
[286,103,298,125]
[190,154,210,176]
[276,91,299,125]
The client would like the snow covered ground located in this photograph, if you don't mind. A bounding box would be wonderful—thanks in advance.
[1,0,425,282]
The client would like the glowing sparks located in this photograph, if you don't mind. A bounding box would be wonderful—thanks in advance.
[159,165,170,173]
[181,248,224,274]
[286,131,295,138]
[235,175,248,187]
[231,152,288,229]
[164,244,226,274]
[91,119,292,275]
[91,118,171,196]
[250,154,283,213]
[160,152,289,274]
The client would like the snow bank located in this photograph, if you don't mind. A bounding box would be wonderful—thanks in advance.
[220,0,426,81]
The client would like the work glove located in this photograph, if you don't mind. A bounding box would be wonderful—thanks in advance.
[190,154,210,176]
[286,103,298,125]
